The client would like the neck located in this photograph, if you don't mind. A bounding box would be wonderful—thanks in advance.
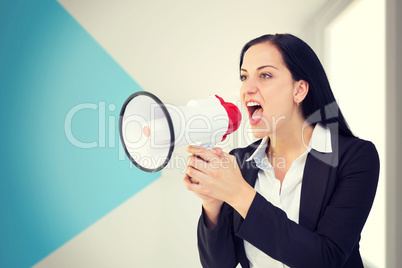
[267,115,313,159]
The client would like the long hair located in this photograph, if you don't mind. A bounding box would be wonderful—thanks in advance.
[239,34,354,137]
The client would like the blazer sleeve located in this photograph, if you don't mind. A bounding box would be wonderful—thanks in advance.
[196,142,261,268]
[236,140,380,268]
[197,202,239,268]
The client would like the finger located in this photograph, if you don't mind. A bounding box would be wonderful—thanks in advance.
[186,165,208,183]
[183,171,200,184]
[216,152,238,170]
[188,155,209,173]
[212,147,223,157]
[187,145,223,158]
[183,174,195,191]
[186,146,221,162]
[183,173,190,183]
[183,172,205,194]
[183,174,200,188]
[190,154,223,175]
[189,177,199,184]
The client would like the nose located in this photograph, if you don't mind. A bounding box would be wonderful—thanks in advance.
[240,77,258,96]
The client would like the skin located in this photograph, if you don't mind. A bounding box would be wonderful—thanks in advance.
[183,42,314,229]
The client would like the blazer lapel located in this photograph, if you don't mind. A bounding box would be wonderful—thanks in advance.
[233,158,259,232]
[233,158,259,268]
[299,149,334,231]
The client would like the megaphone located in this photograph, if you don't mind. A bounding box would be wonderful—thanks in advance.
[119,91,242,173]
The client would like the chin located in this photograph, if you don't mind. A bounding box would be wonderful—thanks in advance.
[250,127,269,140]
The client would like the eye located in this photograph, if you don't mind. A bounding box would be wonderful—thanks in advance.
[260,73,271,79]
[240,74,247,81]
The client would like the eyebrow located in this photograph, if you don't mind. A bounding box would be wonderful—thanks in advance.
[240,65,278,72]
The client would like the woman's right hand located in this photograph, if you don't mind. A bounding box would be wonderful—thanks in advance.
[183,147,224,229]
[183,147,225,204]
[183,173,223,205]
[184,173,223,229]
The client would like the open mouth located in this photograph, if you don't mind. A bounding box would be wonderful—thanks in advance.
[246,101,263,124]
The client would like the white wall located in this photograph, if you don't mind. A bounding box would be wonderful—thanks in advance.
[33,1,390,267]
[324,0,386,267]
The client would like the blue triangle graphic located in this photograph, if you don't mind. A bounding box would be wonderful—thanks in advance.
[0,1,161,267]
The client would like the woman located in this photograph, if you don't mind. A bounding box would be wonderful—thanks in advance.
[183,34,379,268]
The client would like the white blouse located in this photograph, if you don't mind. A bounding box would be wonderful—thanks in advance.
[243,124,332,268]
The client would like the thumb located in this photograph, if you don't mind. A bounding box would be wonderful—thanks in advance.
[212,147,223,157]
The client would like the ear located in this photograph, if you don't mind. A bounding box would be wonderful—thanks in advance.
[293,80,309,105]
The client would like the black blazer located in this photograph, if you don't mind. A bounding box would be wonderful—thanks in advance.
[197,131,380,268]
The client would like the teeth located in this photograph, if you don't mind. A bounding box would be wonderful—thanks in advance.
[247,101,260,107]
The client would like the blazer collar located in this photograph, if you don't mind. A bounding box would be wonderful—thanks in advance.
[233,125,338,233]
[233,144,261,233]
[299,124,338,231]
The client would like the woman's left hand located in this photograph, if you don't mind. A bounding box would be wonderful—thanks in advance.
[184,145,256,218]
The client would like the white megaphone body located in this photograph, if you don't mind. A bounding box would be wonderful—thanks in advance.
[119,91,242,172]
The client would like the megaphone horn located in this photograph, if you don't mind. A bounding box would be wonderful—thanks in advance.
[119,91,241,173]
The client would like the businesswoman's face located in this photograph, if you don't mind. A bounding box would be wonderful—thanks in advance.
[240,42,301,139]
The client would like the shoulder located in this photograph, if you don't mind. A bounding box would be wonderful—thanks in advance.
[336,134,380,176]
[337,134,379,160]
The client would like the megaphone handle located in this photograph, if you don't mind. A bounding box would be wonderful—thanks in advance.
[202,143,215,150]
